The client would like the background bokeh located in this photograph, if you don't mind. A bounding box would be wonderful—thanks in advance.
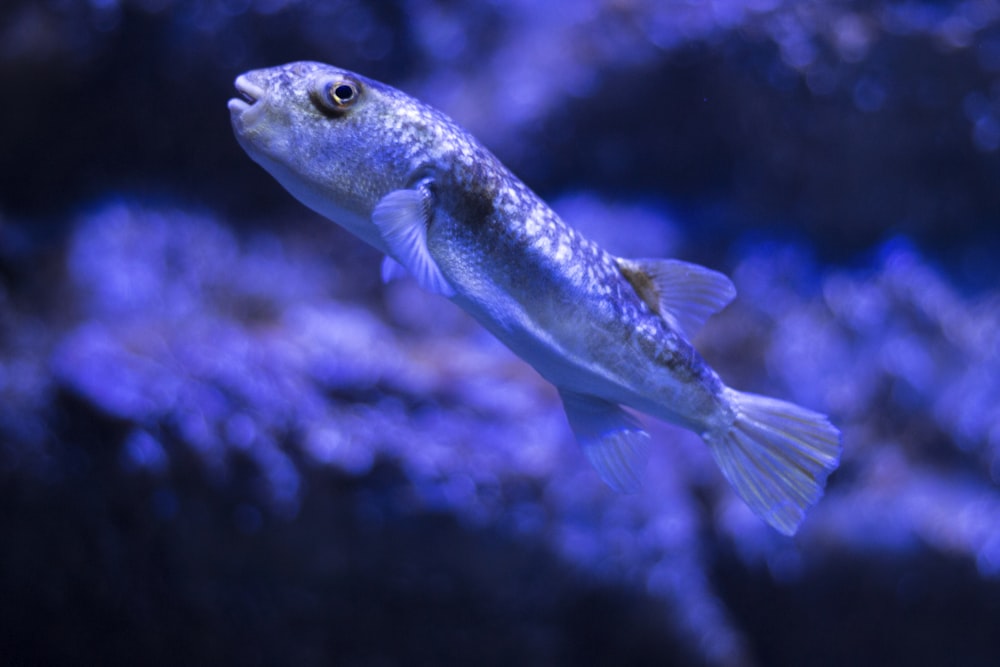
[2,1,1000,665]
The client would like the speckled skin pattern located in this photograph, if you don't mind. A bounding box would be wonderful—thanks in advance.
[230,61,727,435]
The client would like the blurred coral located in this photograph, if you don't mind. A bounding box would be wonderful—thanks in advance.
[2,1,1000,666]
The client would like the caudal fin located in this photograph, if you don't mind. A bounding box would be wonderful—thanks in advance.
[705,388,842,535]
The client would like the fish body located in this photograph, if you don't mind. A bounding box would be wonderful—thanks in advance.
[229,62,841,534]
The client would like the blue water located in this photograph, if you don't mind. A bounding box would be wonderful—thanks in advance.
[2,1,999,665]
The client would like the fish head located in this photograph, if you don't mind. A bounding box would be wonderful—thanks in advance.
[228,61,411,251]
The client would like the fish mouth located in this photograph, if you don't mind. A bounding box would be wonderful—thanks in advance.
[228,74,267,118]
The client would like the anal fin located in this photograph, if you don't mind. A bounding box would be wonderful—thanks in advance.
[559,390,650,493]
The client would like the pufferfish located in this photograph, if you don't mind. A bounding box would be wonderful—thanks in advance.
[228,61,841,535]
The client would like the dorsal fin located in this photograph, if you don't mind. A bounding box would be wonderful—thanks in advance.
[617,258,736,338]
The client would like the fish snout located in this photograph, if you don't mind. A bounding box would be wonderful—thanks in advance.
[228,74,267,116]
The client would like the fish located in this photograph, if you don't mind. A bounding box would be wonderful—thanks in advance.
[228,61,841,535]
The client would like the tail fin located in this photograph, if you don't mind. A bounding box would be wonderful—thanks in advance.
[705,389,842,535]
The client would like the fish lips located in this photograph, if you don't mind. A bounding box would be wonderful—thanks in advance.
[228,74,267,128]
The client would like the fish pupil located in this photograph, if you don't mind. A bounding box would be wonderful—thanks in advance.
[333,84,354,103]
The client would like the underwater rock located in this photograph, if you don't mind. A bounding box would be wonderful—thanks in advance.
[1,199,992,665]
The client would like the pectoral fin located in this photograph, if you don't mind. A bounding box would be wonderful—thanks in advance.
[380,256,408,284]
[372,186,454,297]
[618,258,736,338]
[559,390,650,493]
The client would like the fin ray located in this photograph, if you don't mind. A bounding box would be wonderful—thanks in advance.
[372,187,454,297]
[559,390,650,493]
[619,258,736,338]
[706,389,841,535]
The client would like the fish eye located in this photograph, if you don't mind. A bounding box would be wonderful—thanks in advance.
[329,82,356,105]
[313,77,361,113]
